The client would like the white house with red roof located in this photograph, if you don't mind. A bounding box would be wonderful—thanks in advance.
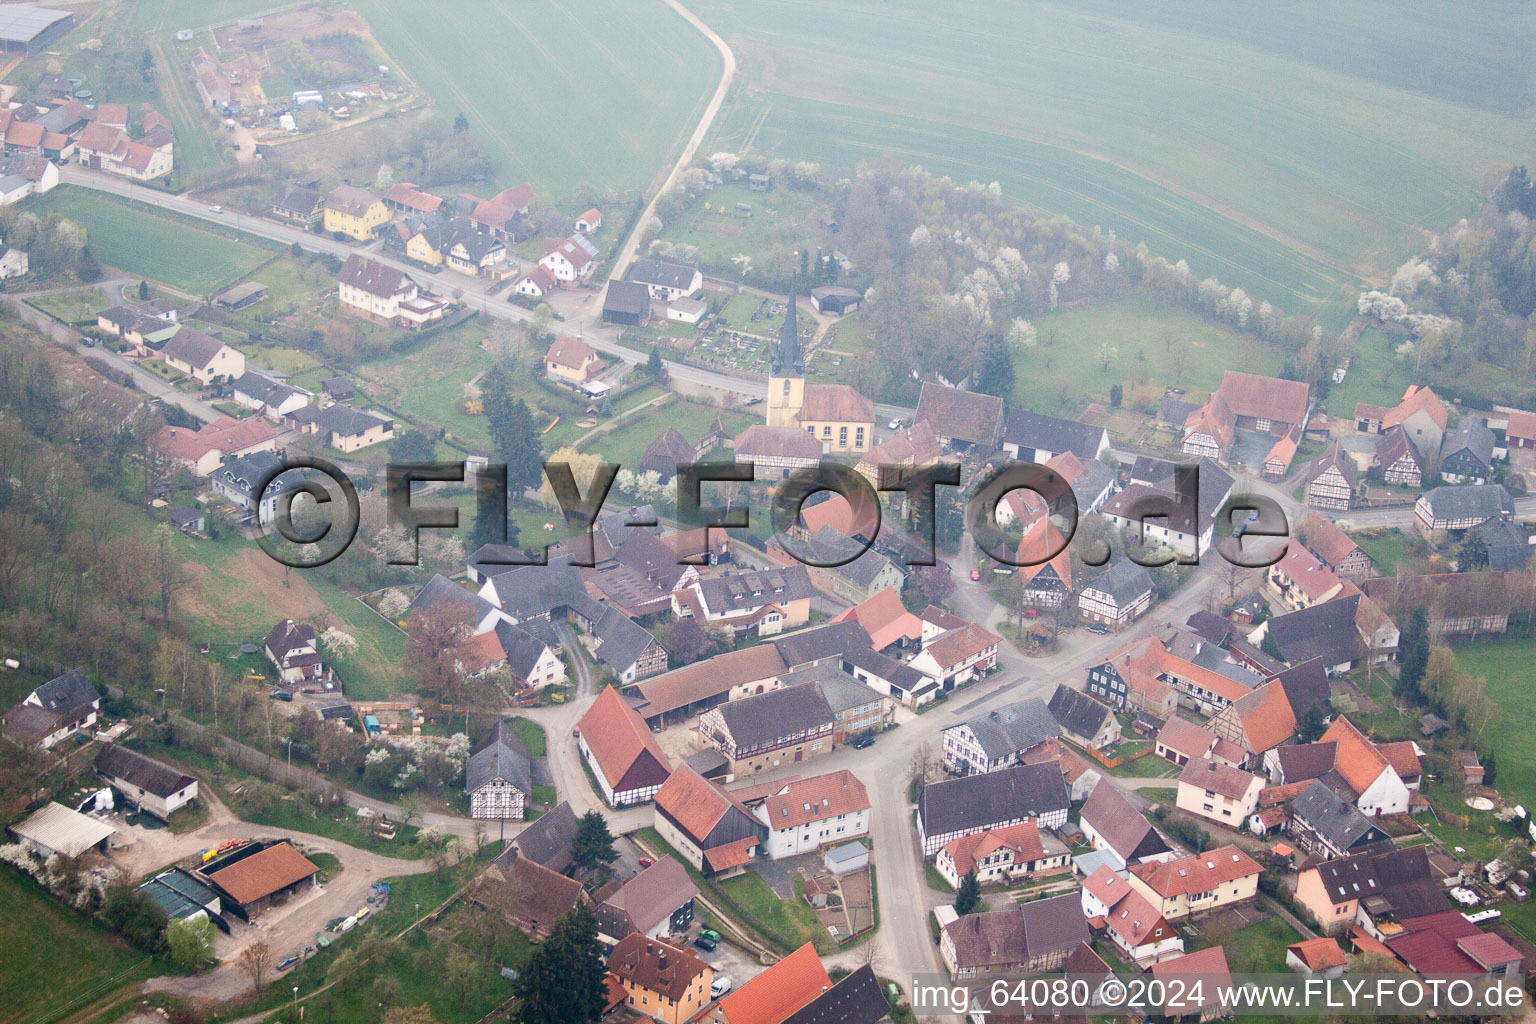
[751,770,870,858]
[1080,864,1184,964]
[153,416,277,476]
[538,234,597,283]
[934,819,1068,888]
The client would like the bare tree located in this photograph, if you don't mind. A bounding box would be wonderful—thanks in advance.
[1217,560,1248,601]
[909,742,935,800]
[239,941,274,990]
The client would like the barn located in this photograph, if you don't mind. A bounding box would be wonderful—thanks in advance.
[203,841,319,916]
[0,6,74,54]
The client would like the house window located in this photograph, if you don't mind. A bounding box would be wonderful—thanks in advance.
[783,379,792,395]
[839,427,848,447]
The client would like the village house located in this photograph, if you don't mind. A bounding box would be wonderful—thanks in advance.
[734,424,823,480]
[1439,415,1495,484]
[652,766,766,876]
[855,420,944,486]
[1388,913,1525,981]
[271,183,322,225]
[1149,947,1235,1023]
[698,684,836,774]
[304,405,394,452]
[538,234,598,284]
[934,818,1068,889]
[160,328,244,385]
[1182,371,1310,461]
[1155,716,1247,768]
[1356,386,1448,460]
[1097,459,1235,561]
[94,744,197,820]
[902,622,998,693]
[1265,716,1419,816]
[231,371,311,420]
[492,621,565,690]
[1017,517,1073,608]
[1293,846,1442,935]
[323,185,389,241]
[336,254,447,327]
[751,770,871,858]
[1305,444,1356,510]
[1081,864,1184,964]
[607,934,713,1024]
[1078,778,1173,869]
[1360,572,1510,640]
[596,856,699,944]
[1286,780,1393,860]
[465,720,532,821]
[939,893,1087,979]
[1126,845,1262,921]
[1266,543,1346,611]
[673,566,814,638]
[1373,426,1423,488]
[153,416,277,476]
[796,527,906,605]
[75,121,172,180]
[629,646,786,729]
[586,607,668,684]
[603,279,652,324]
[263,619,321,685]
[840,644,938,709]
[1286,937,1348,977]
[1251,596,1368,675]
[1002,408,1110,463]
[1413,483,1513,543]
[574,208,602,233]
[1207,680,1297,769]
[1077,559,1154,627]
[630,258,702,302]
[916,761,1069,858]
[470,850,586,940]
[1175,757,1263,829]
[576,685,673,807]
[1046,684,1121,750]
[545,334,602,383]
[468,184,534,241]
[832,586,925,654]
[917,382,1007,452]
[1301,516,1375,581]
[942,697,1060,775]
[381,182,443,216]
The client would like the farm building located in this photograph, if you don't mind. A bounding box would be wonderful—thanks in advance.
[95,744,199,820]
[0,6,73,53]
[809,285,863,315]
[603,280,652,325]
[203,841,319,916]
[9,802,115,859]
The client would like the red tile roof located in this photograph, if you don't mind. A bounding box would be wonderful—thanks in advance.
[715,942,830,1024]
[1149,947,1232,1012]
[609,934,710,1002]
[154,416,277,463]
[1318,716,1390,796]
[576,686,672,794]
[1156,717,1217,760]
[1178,757,1261,801]
[206,842,318,905]
[1218,370,1310,425]
[654,765,738,842]
[1288,937,1347,970]
[831,586,923,650]
[1017,515,1072,590]
[1132,845,1261,898]
[922,623,1001,669]
[546,334,598,371]
[798,383,873,424]
[1507,409,1536,443]
[702,837,758,873]
[1383,385,1447,431]
[762,770,869,831]
[943,820,1044,877]
[1225,681,1296,753]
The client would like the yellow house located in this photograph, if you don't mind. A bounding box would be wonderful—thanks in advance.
[323,185,389,241]
[404,228,443,268]
[1174,758,1264,829]
[766,282,874,453]
[1126,845,1262,920]
[546,335,601,383]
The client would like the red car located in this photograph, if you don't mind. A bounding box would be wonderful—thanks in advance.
[638,857,655,868]
[969,568,982,581]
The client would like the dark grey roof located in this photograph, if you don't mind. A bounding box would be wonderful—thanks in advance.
[771,277,802,376]
[1072,458,1117,508]
[804,526,897,588]
[840,646,932,695]
[312,404,391,439]
[210,450,286,501]
[1046,684,1114,740]
[604,280,651,316]
[337,254,414,298]
[233,371,304,408]
[1002,409,1106,459]
[684,748,730,777]
[466,721,532,796]
[1080,779,1170,861]
[955,698,1060,762]
[410,573,498,626]
[274,183,320,216]
[1081,560,1152,607]
[32,668,97,714]
[780,664,880,715]
[1292,780,1390,852]
[713,684,834,749]
[320,376,355,398]
[1475,517,1531,572]
[1130,455,1179,487]
[630,258,698,291]
[1272,658,1332,719]
[513,801,577,873]
[918,761,1069,838]
[1440,415,1494,467]
[781,965,891,1024]
[264,619,315,659]
[96,744,195,798]
[493,620,550,678]
[589,607,661,673]
[160,327,228,370]
[1264,595,1362,666]
[483,562,606,623]
[695,566,814,614]
[772,622,871,668]
[1421,483,1512,523]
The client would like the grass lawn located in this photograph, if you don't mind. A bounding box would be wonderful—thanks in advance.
[1325,328,1418,416]
[1351,528,1435,577]
[580,397,756,468]
[1012,295,1285,415]
[716,871,833,955]
[509,718,547,757]
[27,288,109,325]
[1192,914,1301,973]
[0,868,179,1024]
[1113,753,1180,780]
[27,188,277,295]
[1451,637,1536,814]
[924,863,955,894]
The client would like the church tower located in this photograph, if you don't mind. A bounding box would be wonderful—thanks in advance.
[766,276,805,429]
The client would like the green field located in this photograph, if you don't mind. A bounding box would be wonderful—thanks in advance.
[129,0,721,201]
[1011,294,1283,415]
[1452,637,1536,814]
[580,396,756,469]
[692,0,1536,314]
[27,188,274,295]
[0,868,173,1024]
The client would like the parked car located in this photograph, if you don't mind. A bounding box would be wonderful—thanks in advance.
[744,396,762,405]
[969,568,981,581]
[1086,623,1109,635]
[1023,608,1038,619]
[269,689,293,702]
[637,856,654,869]
[208,205,223,213]
[711,977,733,998]
[693,936,717,952]
[699,929,720,943]
[887,418,903,430]
[852,733,876,750]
